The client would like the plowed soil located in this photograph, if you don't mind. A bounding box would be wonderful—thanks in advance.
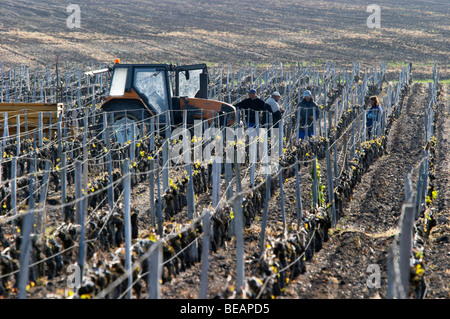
[155,83,449,299]
[0,0,448,80]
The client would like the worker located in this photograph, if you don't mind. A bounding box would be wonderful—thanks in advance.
[366,95,383,139]
[297,90,320,140]
[265,91,284,128]
[234,89,267,164]
[234,89,267,128]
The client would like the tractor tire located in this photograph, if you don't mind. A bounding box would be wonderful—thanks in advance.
[98,100,152,142]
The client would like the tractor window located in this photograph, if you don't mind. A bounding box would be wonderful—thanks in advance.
[134,68,169,113]
[110,67,128,96]
[179,69,203,98]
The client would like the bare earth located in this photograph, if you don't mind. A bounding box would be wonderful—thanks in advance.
[156,83,450,300]
[0,0,448,80]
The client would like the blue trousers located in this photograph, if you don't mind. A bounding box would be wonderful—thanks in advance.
[298,130,314,140]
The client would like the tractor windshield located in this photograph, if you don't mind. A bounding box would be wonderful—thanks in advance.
[134,68,169,113]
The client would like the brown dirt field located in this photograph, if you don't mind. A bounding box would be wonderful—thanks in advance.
[0,0,448,80]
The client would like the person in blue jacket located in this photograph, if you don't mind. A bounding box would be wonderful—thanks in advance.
[297,90,320,140]
[366,96,383,139]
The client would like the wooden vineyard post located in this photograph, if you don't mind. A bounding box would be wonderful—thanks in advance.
[38,112,43,147]
[199,210,211,299]
[77,69,82,111]
[148,240,163,299]
[334,143,338,181]
[130,123,136,186]
[82,112,89,201]
[0,63,3,103]
[233,151,245,291]
[47,111,52,142]
[415,162,424,220]
[278,118,286,235]
[17,158,36,299]
[149,158,156,227]
[24,110,29,140]
[398,203,415,298]
[188,163,198,262]
[75,161,83,224]
[227,64,231,103]
[3,112,9,148]
[91,74,96,124]
[150,117,155,151]
[57,113,63,159]
[304,108,308,140]
[156,153,163,237]
[64,65,69,107]
[224,113,234,228]
[326,147,336,227]
[61,153,68,221]
[318,96,323,137]
[258,122,270,254]
[259,174,271,256]
[183,110,195,221]
[103,113,114,210]
[56,112,63,161]
[357,112,362,153]
[36,160,50,235]
[162,128,170,191]
[140,109,145,137]
[334,99,338,129]
[5,81,9,103]
[212,158,221,210]
[122,158,132,299]
[312,156,318,210]
[404,172,413,202]
[351,122,355,159]
[16,115,20,157]
[279,164,286,237]
[75,161,87,281]
[11,157,17,227]
[186,169,196,220]
[225,161,233,202]
[421,152,429,209]
[295,160,303,227]
[249,111,258,187]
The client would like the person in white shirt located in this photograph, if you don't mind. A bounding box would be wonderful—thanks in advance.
[265,91,284,128]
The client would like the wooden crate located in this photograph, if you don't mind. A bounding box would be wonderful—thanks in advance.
[0,103,63,137]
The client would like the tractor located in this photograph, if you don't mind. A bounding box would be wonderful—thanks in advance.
[96,60,236,142]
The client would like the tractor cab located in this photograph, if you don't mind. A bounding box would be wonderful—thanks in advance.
[100,61,235,143]
[105,63,173,126]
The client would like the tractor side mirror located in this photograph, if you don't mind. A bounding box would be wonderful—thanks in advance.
[185,70,190,80]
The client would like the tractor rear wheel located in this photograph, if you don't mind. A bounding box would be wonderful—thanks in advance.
[98,100,152,143]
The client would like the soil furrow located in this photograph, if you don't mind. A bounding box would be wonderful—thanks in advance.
[279,82,429,298]
[422,84,450,299]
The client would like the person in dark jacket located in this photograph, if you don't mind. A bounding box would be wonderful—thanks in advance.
[297,90,320,140]
[366,95,383,139]
[235,89,267,165]
[234,89,267,128]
